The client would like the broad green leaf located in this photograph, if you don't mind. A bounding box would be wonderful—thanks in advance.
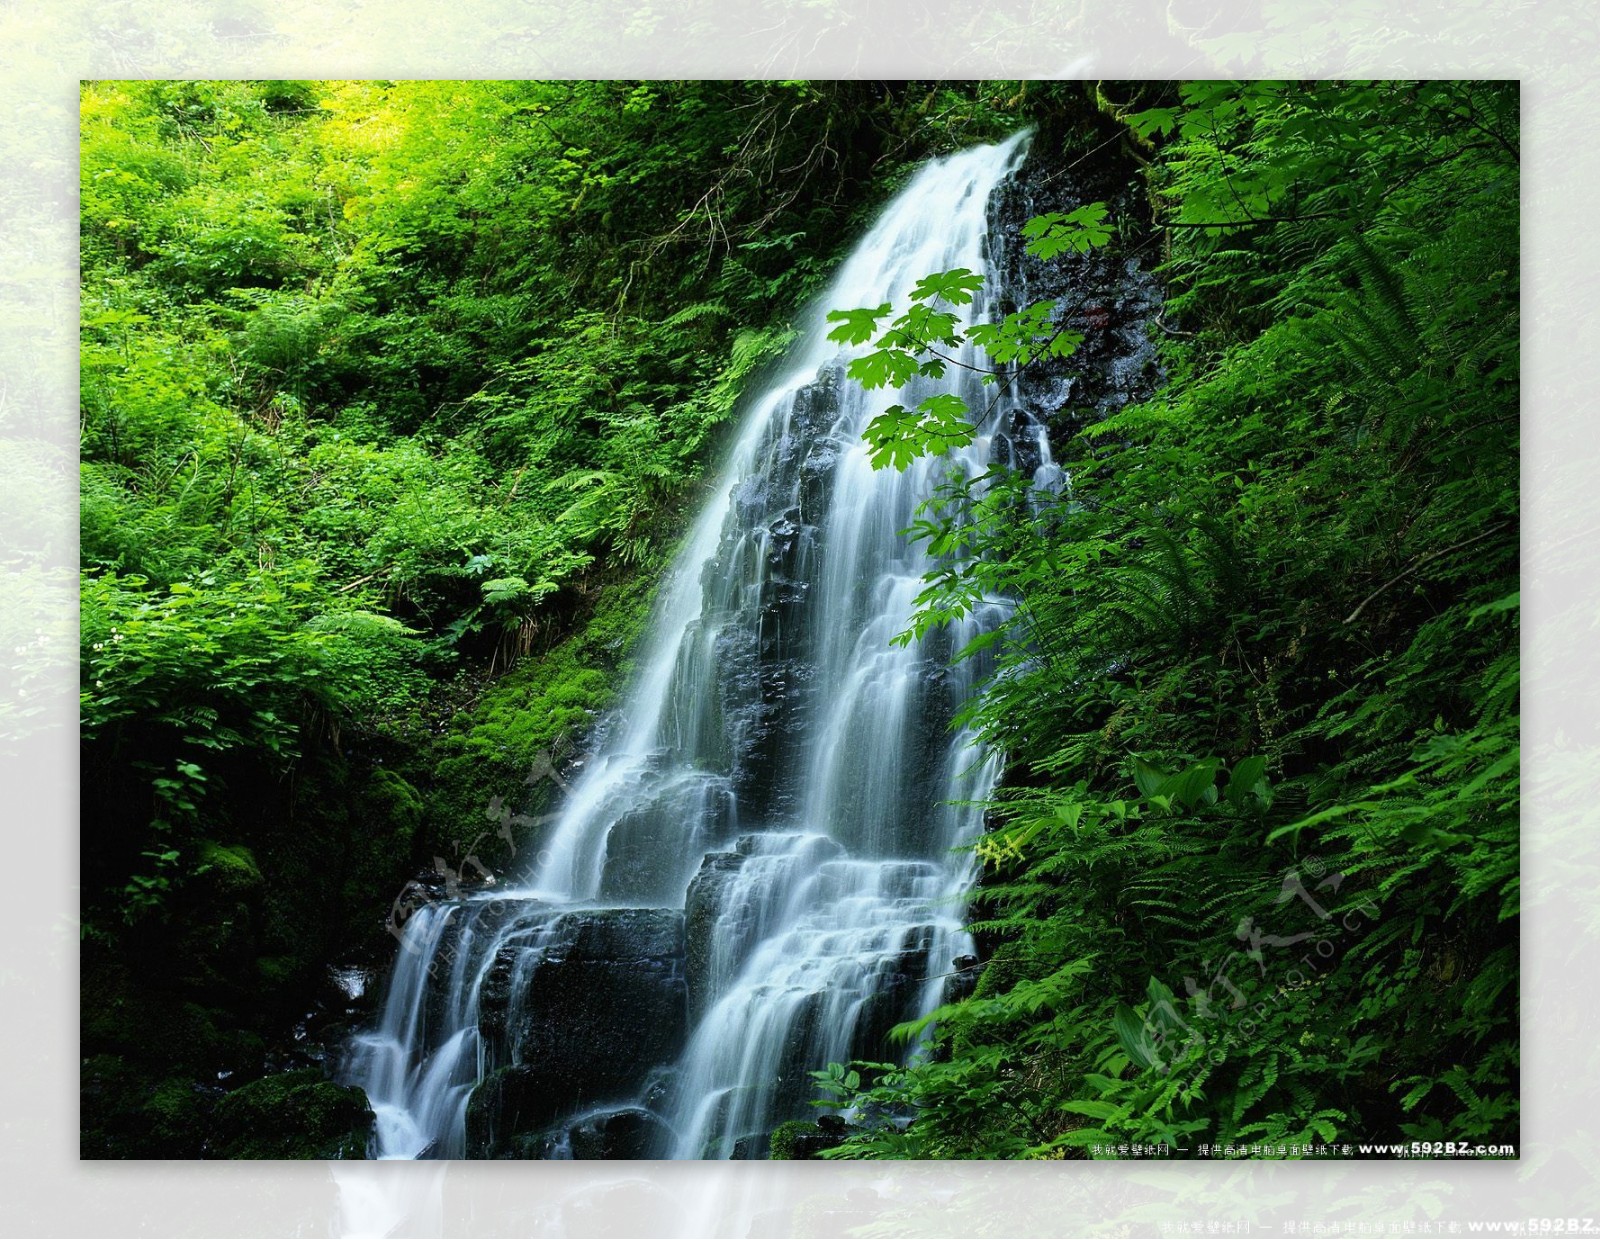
[1226,756,1268,808]
[848,347,920,391]
[1132,756,1171,799]
[826,303,892,346]
[909,268,984,305]
[1114,1003,1156,1070]
[1060,1099,1121,1120]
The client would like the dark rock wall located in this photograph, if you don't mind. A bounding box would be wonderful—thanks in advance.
[467,908,686,1157]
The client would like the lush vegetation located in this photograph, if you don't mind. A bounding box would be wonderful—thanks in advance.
[807,81,1519,1159]
[78,78,1051,1156]
[78,79,1517,1160]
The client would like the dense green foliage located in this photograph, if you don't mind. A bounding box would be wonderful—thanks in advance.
[811,81,1519,1158]
[78,78,1517,1161]
[77,78,1055,1157]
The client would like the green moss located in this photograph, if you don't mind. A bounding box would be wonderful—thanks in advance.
[195,840,263,895]
[970,940,1026,1001]
[81,1058,218,1158]
[80,953,229,1070]
[256,955,300,988]
[948,942,1033,1061]
[424,570,661,862]
[769,1118,822,1160]
[146,1076,206,1149]
[80,1054,154,1158]
[365,768,423,834]
[211,1068,373,1159]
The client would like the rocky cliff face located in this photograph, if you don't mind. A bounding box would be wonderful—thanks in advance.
[988,147,1165,470]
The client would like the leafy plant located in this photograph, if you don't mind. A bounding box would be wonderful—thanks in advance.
[811,79,1519,1161]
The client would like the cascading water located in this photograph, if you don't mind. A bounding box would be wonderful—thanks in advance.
[345,130,1054,1160]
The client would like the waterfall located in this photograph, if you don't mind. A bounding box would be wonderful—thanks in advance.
[344,130,1049,1160]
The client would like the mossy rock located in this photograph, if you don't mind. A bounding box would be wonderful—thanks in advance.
[423,573,660,860]
[971,940,1027,1001]
[211,1068,373,1159]
[196,840,263,896]
[365,767,424,836]
[146,1076,208,1151]
[81,962,234,1072]
[81,1055,161,1158]
[183,841,266,977]
[769,1118,827,1160]
[81,1058,218,1159]
[256,954,304,989]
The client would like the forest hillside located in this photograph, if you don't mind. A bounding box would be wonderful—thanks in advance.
[78,80,1517,1160]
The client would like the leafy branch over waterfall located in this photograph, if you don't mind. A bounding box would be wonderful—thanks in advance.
[826,201,1111,470]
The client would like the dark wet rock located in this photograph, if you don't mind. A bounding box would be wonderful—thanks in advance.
[989,147,1164,449]
[211,1068,373,1159]
[466,1066,546,1157]
[598,805,684,903]
[598,776,735,904]
[564,1107,672,1159]
[684,835,848,1016]
[766,510,801,563]
[849,924,938,1062]
[641,1065,678,1114]
[494,1105,673,1161]
[715,618,813,820]
[773,991,826,1118]
[468,908,686,1156]
[949,953,983,1002]
[684,849,748,1016]
[798,435,843,526]
[687,370,860,824]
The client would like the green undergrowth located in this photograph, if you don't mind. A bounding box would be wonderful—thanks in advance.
[809,81,1520,1161]
[426,567,662,867]
[76,78,1064,1157]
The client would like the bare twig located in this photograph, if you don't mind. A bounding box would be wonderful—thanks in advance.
[336,572,384,594]
[1342,523,1509,625]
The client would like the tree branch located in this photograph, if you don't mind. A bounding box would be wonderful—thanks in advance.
[1342,524,1510,625]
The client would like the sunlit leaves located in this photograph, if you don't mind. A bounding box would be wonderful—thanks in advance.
[1127,107,1180,140]
[848,347,921,392]
[909,267,984,306]
[826,303,892,346]
[894,302,962,347]
[1022,203,1112,259]
[833,222,1109,470]
[862,394,977,470]
[966,299,1081,367]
